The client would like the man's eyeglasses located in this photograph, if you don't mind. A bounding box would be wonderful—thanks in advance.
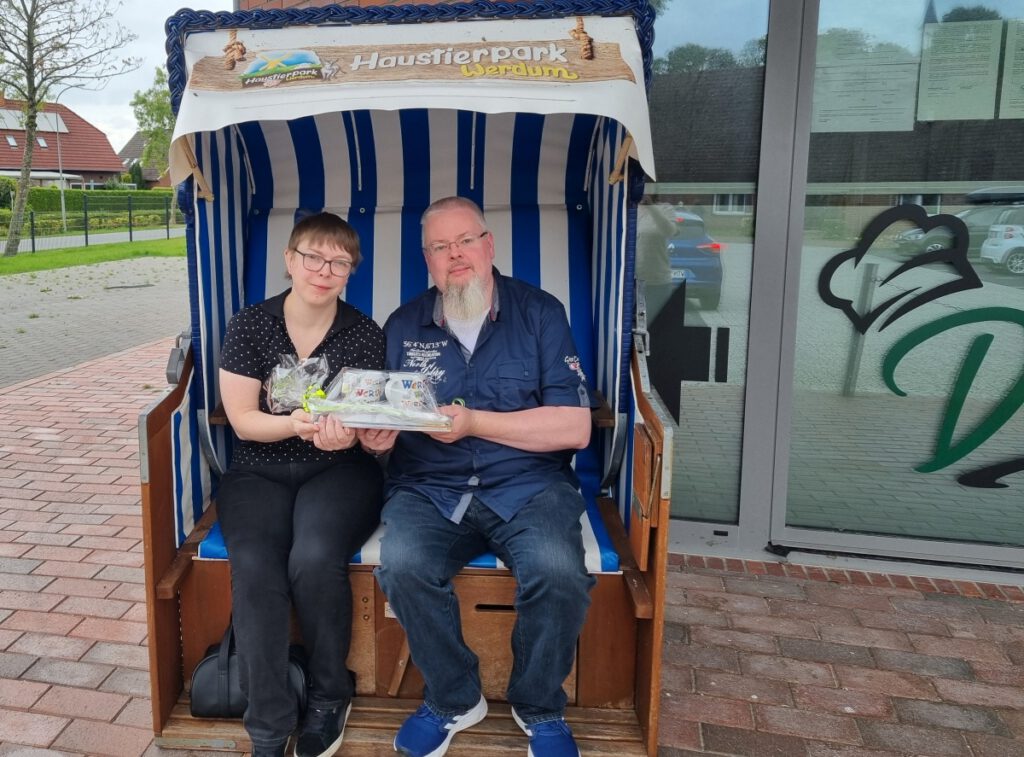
[290,249,353,276]
[424,230,489,257]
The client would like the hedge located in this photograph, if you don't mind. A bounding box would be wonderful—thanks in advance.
[23,187,175,212]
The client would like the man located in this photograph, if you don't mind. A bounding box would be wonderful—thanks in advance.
[358,196,595,757]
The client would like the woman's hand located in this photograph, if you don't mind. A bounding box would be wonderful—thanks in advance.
[289,409,319,441]
[311,415,358,450]
[357,427,399,456]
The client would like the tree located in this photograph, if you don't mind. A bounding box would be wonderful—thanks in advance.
[653,44,737,75]
[0,0,139,256]
[737,37,767,68]
[130,68,173,179]
[942,5,1002,22]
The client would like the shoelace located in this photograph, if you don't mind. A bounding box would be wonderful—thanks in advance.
[525,719,572,737]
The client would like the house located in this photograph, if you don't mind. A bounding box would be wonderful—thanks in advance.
[0,99,122,187]
[118,131,171,188]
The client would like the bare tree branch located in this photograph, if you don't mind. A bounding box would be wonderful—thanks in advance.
[0,0,140,255]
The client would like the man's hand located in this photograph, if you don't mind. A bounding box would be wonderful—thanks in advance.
[427,404,477,444]
[357,427,399,455]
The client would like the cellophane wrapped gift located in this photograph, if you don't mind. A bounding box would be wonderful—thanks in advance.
[264,354,330,413]
[305,368,452,431]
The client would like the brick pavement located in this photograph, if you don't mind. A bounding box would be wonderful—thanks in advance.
[0,340,1023,756]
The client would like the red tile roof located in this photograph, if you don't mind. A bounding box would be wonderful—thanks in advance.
[0,101,123,174]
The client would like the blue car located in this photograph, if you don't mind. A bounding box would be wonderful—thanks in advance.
[668,210,723,310]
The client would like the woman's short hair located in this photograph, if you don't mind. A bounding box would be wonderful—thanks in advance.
[288,212,362,270]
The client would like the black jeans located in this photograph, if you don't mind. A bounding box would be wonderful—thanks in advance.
[217,456,383,748]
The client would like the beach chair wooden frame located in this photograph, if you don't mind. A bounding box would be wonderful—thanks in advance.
[139,2,672,753]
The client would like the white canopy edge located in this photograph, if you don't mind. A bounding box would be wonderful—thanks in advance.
[169,16,655,186]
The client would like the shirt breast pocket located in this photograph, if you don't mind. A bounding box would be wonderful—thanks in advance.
[494,359,539,410]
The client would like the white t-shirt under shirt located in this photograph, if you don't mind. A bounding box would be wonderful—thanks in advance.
[445,310,488,354]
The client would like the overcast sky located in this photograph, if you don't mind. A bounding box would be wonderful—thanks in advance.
[61,0,232,153]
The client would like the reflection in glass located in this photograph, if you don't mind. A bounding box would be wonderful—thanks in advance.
[646,0,769,524]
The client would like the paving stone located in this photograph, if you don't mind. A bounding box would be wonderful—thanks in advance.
[662,691,754,729]
[32,684,130,721]
[682,589,769,615]
[729,613,818,640]
[51,719,153,757]
[664,641,740,673]
[54,596,132,620]
[858,721,971,756]
[893,698,1010,736]
[932,677,1024,710]
[779,637,875,667]
[740,653,836,686]
[690,625,778,654]
[694,669,793,706]
[0,557,42,574]
[890,598,982,622]
[657,695,703,751]
[722,577,808,600]
[68,617,146,644]
[0,677,49,708]
[768,598,859,626]
[22,656,114,688]
[819,625,912,652]
[0,743,77,756]
[9,631,94,661]
[756,704,862,745]
[834,665,940,701]
[0,650,38,678]
[964,733,1024,757]
[870,648,973,680]
[81,641,149,670]
[804,745,906,757]
[701,723,811,756]
[792,683,894,718]
[0,709,70,748]
[99,667,150,697]
[970,661,1024,686]
[908,635,1011,665]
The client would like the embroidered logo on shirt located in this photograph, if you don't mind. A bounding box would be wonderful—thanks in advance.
[565,355,587,383]
[404,339,447,383]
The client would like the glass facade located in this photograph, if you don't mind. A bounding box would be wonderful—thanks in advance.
[660,0,1024,567]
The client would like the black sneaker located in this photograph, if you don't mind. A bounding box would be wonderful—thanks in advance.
[295,701,352,757]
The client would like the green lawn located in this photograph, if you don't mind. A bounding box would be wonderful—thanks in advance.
[0,238,185,276]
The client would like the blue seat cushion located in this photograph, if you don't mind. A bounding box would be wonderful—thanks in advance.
[196,498,619,573]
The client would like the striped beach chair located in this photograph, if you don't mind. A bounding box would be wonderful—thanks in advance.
[140,2,672,754]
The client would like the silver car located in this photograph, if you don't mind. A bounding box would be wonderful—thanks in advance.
[979,206,1024,275]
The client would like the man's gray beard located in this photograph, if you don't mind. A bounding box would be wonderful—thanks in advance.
[443,275,489,320]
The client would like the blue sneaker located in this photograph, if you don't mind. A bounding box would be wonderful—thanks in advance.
[393,696,487,757]
[512,709,581,757]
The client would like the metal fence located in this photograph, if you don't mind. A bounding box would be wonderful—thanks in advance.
[2,194,187,253]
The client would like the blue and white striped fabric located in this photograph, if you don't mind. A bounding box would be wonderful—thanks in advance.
[170,373,211,548]
[177,108,636,570]
[197,497,619,572]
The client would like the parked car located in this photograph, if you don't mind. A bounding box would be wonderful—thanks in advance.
[979,206,1024,275]
[668,209,723,310]
[894,203,1010,259]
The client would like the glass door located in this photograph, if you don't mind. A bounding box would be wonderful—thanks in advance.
[643,0,770,526]
[773,0,1024,566]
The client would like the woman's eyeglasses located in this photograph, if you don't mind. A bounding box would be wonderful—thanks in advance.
[291,249,353,276]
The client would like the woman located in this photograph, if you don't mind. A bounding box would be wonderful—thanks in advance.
[217,212,385,757]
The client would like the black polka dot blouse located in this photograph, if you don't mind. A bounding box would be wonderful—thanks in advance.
[219,288,386,466]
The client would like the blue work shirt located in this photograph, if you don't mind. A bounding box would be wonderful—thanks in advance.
[383,269,593,522]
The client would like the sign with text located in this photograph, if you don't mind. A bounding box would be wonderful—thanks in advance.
[188,39,634,92]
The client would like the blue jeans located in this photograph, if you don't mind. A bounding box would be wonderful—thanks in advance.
[374,482,595,724]
[218,458,383,748]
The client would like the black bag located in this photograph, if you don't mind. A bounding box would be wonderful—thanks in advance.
[189,618,309,719]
